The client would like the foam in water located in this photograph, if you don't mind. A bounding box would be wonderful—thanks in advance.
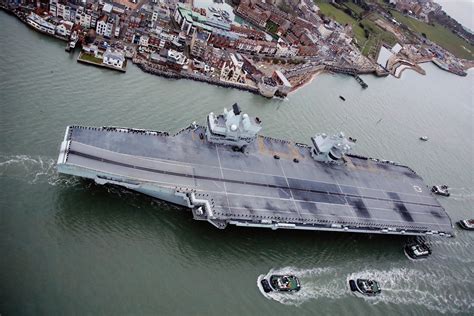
[257,266,344,306]
[346,268,473,314]
[258,266,474,313]
[0,153,79,187]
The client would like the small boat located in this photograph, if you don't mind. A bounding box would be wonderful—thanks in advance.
[432,185,450,197]
[458,219,474,230]
[339,95,346,101]
[260,274,301,293]
[349,279,381,297]
[404,243,431,260]
[419,136,429,141]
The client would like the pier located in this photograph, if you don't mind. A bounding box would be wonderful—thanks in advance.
[325,65,369,89]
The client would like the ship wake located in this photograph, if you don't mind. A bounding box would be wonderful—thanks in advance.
[0,153,79,187]
[257,266,344,306]
[258,266,474,313]
[348,267,474,314]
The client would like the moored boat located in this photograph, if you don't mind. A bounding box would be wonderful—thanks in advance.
[260,274,301,293]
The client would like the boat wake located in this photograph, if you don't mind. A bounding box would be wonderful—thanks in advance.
[257,266,344,306]
[445,187,474,200]
[0,153,79,187]
[347,268,474,314]
[258,266,473,313]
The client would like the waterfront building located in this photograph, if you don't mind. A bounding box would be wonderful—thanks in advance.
[96,15,114,38]
[102,47,125,69]
[96,15,108,35]
[56,20,73,37]
[275,43,298,58]
[220,53,246,84]
[166,49,186,66]
[77,7,92,29]
[174,6,212,37]
[114,17,121,38]
[258,41,278,56]
[49,0,57,17]
[90,11,98,28]
[209,29,239,49]
[27,12,56,35]
[190,30,209,59]
[139,34,149,46]
[272,70,292,95]
[258,76,278,97]
[235,38,260,54]
[105,16,114,38]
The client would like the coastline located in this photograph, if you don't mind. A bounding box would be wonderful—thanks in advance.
[1,4,470,98]
[133,58,259,95]
[289,67,327,94]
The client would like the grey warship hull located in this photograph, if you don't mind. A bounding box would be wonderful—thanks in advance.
[56,123,453,237]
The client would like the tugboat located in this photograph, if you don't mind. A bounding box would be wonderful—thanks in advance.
[404,242,432,260]
[349,279,381,297]
[260,275,301,293]
[432,185,450,197]
[419,136,429,141]
[458,219,474,230]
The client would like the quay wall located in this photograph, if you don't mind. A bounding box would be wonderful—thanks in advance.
[134,60,259,95]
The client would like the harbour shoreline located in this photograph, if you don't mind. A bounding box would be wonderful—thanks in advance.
[1,4,470,99]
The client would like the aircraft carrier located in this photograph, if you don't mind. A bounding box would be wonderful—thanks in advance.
[56,104,453,237]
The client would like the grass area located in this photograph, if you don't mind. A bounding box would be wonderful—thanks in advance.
[315,1,398,58]
[79,53,103,64]
[390,10,474,60]
[266,20,279,34]
[344,2,365,16]
[361,17,397,46]
[315,2,366,45]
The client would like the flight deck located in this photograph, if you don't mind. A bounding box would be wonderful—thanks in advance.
[57,105,453,237]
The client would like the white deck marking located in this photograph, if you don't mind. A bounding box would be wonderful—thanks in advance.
[70,140,428,199]
[67,160,452,228]
[215,145,231,212]
[277,159,302,217]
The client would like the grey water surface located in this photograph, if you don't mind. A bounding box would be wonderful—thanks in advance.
[1,11,473,315]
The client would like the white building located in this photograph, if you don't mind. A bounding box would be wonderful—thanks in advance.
[103,48,125,69]
[275,43,298,58]
[49,0,57,17]
[96,15,114,38]
[152,2,170,23]
[139,35,149,47]
[56,20,74,37]
[167,49,187,65]
[220,53,246,84]
[26,12,56,35]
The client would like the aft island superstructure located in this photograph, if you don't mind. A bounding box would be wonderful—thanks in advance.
[57,104,453,237]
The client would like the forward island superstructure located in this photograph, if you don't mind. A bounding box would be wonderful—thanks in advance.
[57,104,453,237]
